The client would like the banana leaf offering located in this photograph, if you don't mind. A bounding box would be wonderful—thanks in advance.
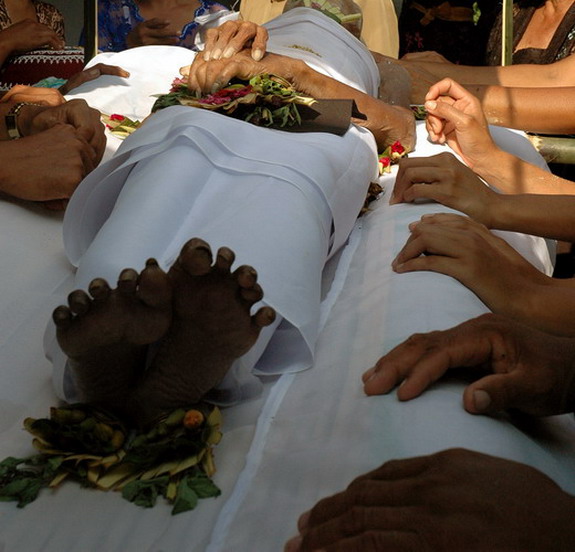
[0,403,222,514]
[151,73,317,129]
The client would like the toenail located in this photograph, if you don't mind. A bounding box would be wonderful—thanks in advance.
[146,258,159,267]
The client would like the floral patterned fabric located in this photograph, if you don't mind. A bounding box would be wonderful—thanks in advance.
[486,1,575,65]
[0,0,65,39]
[96,0,229,52]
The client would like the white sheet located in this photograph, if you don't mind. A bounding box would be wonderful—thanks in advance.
[0,11,572,551]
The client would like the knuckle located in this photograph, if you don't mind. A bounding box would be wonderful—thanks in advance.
[341,505,367,536]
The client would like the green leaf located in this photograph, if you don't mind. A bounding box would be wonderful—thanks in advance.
[171,477,199,515]
[121,476,169,508]
[0,475,45,508]
[188,472,221,499]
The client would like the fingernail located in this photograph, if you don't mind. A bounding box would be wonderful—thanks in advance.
[284,535,302,552]
[211,82,222,94]
[298,511,311,531]
[223,47,235,58]
[212,48,222,59]
[363,367,376,382]
[473,390,491,411]
[203,50,211,61]
[425,100,437,110]
[253,48,264,61]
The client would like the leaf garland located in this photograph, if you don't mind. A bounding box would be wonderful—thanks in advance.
[0,403,222,514]
[151,73,317,130]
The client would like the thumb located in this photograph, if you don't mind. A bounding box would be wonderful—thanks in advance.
[463,372,528,414]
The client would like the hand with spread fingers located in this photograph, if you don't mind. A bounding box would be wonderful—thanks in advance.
[201,20,268,62]
[284,448,575,552]
[390,152,497,227]
[362,312,575,416]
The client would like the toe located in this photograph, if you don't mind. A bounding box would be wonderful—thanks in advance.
[215,246,235,272]
[252,306,276,328]
[234,265,257,289]
[68,289,91,315]
[178,238,213,276]
[240,282,263,304]
[88,278,111,301]
[53,305,73,329]
[138,259,172,308]
[118,268,139,294]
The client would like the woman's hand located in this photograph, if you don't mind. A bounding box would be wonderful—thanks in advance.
[126,18,180,48]
[0,19,64,54]
[362,312,575,416]
[0,84,65,106]
[390,152,497,227]
[392,213,548,316]
[59,63,130,95]
[423,78,498,169]
[201,20,268,61]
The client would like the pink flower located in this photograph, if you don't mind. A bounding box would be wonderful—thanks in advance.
[198,85,253,105]
[109,113,125,122]
[390,141,405,154]
[170,77,188,92]
[379,156,391,168]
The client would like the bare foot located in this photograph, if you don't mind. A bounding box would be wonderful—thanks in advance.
[53,259,172,415]
[127,238,276,425]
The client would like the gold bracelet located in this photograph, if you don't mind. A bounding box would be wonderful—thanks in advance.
[5,102,38,140]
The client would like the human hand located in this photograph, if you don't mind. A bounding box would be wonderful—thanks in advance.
[0,125,98,201]
[186,50,296,94]
[126,18,179,48]
[201,20,268,61]
[59,63,130,95]
[22,99,105,165]
[392,213,548,315]
[0,84,65,106]
[390,152,497,226]
[423,78,498,169]
[362,312,575,416]
[0,19,64,54]
[285,448,575,551]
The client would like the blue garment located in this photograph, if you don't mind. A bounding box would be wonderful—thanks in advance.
[97,0,229,52]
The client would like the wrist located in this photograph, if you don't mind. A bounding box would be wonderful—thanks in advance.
[472,147,509,186]
[11,103,45,137]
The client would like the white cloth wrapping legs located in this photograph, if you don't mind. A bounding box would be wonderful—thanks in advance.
[49,106,378,402]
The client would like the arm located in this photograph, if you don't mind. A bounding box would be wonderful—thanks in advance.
[471,85,575,134]
[186,51,416,151]
[400,53,575,103]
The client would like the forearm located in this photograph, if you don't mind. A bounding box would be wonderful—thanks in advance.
[470,85,575,134]
[489,194,575,241]
[289,59,415,150]
[514,280,575,338]
[474,148,575,195]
